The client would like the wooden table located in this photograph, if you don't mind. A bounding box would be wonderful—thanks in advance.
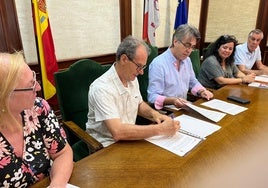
[31,85,268,188]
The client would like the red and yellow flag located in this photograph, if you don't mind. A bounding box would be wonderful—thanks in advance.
[31,0,58,100]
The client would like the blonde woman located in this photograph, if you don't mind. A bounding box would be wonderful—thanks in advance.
[0,52,73,187]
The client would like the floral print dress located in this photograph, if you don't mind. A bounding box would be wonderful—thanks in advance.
[0,97,68,188]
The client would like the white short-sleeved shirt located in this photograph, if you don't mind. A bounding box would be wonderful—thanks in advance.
[86,64,143,147]
[234,42,262,69]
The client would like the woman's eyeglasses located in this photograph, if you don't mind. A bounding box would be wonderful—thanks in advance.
[14,71,37,92]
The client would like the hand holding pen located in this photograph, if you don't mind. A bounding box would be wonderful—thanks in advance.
[160,118,180,136]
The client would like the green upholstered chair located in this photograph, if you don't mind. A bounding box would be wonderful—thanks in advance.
[137,44,158,102]
[202,43,214,60]
[187,49,201,102]
[136,44,158,124]
[54,59,111,161]
[189,49,201,77]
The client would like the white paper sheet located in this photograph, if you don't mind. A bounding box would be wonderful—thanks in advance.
[254,75,268,83]
[146,132,202,157]
[174,114,221,137]
[201,99,248,115]
[146,115,221,156]
[186,103,226,122]
[248,82,268,89]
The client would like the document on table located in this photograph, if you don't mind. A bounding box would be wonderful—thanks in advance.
[146,114,221,157]
[201,99,248,115]
[175,114,221,138]
[254,75,268,83]
[248,75,268,89]
[185,103,226,122]
[164,103,226,122]
[248,82,268,89]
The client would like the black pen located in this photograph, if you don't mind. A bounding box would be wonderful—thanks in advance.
[170,113,175,119]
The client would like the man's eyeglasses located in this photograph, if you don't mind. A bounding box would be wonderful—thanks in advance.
[178,40,196,50]
[14,71,37,92]
[127,56,147,71]
[249,36,262,43]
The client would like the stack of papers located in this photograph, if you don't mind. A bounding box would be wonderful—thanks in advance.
[248,82,268,89]
[255,75,268,82]
[146,114,221,157]
[148,99,248,156]
[248,75,268,89]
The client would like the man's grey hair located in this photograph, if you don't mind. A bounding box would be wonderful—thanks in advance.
[116,35,150,61]
[171,24,200,47]
[248,29,263,40]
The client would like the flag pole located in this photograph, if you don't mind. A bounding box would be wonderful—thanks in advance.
[31,0,58,101]
[31,0,45,98]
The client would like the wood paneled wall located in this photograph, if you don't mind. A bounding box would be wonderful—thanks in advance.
[1,0,268,72]
[0,0,23,52]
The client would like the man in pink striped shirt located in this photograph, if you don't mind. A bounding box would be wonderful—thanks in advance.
[148,24,213,109]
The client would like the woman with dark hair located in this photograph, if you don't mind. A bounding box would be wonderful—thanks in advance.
[198,35,255,89]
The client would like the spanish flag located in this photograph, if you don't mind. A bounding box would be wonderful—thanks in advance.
[31,0,58,100]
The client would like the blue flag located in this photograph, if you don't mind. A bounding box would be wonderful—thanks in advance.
[174,0,188,30]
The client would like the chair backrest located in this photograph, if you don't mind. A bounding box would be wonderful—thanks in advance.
[137,45,158,102]
[202,42,214,59]
[189,49,201,77]
[55,59,111,130]
[54,59,111,161]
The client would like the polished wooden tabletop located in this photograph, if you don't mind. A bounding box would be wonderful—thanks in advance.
[31,84,268,188]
